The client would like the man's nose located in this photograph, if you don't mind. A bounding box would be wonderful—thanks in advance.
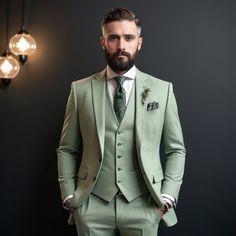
[118,38,125,50]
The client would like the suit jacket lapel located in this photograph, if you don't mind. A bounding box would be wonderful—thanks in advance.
[91,70,106,157]
[135,69,150,152]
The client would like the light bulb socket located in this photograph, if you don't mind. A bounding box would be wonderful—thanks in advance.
[19,55,28,64]
[2,49,9,57]
[1,78,11,87]
[2,49,14,57]
[18,26,29,34]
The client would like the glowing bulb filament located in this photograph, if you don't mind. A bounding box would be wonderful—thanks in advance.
[16,37,31,52]
[0,59,13,74]
[0,55,20,78]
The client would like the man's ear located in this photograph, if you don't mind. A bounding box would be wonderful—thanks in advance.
[100,36,105,50]
[138,37,143,51]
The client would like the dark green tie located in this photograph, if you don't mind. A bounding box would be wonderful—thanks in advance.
[114,76,127,122]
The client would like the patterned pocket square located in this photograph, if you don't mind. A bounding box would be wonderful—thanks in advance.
[147,101,159,111]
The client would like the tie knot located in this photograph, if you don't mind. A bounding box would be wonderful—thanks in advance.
[114,76,127,86]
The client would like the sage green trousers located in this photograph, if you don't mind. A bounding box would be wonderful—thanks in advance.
[73,193,161,236]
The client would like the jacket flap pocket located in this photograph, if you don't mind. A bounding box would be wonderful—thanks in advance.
[78,167,88,180]
[152,169,164,184]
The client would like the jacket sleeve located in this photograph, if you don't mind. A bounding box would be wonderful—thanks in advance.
[161,82,186,202]
[57,81,82,200]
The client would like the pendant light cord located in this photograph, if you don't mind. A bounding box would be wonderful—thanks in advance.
[5,0,10,52]
[21,0,25,31]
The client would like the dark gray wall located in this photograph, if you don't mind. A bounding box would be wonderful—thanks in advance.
[0,0,236,235]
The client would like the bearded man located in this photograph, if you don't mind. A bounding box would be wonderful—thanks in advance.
[57,8,186,236]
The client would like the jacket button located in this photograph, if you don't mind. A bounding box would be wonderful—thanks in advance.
[117,155,122,158]
[118,143,122,146]
[93,176,96,181]
[118,168,122,171]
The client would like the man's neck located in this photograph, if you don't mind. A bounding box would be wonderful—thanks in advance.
[106,65,136,80]
[115,70,126,75]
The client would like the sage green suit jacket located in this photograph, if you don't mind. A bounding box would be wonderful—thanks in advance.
[57,68,186,227]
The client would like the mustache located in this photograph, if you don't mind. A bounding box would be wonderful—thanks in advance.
[112,50,131,58]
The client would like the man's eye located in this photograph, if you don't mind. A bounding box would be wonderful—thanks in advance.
[125,36,135,41]
[108,36,118,41]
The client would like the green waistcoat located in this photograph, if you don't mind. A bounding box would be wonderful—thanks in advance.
[92,82,148,202]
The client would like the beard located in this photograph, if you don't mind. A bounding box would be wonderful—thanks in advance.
[104,47,138,73]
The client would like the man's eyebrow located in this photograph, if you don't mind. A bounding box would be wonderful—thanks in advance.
[124,34,136,38]
[108,34,120,37]
[107,34,136,38]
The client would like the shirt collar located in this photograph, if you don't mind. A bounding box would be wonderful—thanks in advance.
[106,65,136,80]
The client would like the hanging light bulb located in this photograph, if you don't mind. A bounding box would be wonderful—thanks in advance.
[0,51,20,78]
[0,50,20,86]
[9,28,36,64]
[0,56,20,78]
[0,0,21,88]
[9,0,37,65]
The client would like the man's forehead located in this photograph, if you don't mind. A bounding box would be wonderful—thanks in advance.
[102,20,140,35]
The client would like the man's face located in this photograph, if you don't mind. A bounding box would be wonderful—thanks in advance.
[100,20,143,74]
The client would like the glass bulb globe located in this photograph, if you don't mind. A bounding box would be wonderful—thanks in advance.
[9,33,36,55]
[0,55,20,78]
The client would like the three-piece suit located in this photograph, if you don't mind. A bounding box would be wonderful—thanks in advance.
[57,67,186,235]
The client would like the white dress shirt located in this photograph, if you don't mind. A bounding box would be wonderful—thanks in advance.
[106,65,136,105]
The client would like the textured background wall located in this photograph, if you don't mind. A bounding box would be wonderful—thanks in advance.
[0,0,236,235]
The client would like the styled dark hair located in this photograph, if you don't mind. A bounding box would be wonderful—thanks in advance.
[101,8,141,33]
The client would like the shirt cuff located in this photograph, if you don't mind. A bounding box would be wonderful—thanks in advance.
[63,194,74,210]
[162,193,176,209]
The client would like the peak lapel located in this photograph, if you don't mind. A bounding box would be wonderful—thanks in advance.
[91,70,106,156]
[135,69,150,151]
